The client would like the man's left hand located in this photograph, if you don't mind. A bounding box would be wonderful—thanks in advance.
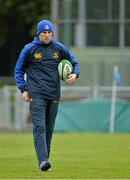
[66,74,77,84]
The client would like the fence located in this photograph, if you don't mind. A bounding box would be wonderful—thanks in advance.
[0,86,29,131]
[1,47,130,87]
[70,47,130,86]
[0,85,130,132]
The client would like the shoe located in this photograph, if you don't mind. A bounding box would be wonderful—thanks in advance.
[40,161,51,171]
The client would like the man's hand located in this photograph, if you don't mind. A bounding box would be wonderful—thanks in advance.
[22,91,30,102]
[66,74,77,84]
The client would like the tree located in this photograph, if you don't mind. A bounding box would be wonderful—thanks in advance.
[0,0,50,76]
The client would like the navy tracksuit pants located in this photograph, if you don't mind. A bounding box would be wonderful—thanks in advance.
[29,97,58,166]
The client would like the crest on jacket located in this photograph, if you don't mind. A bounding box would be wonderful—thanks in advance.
[52,52,59,59]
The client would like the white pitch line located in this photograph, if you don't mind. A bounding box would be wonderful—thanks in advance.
[0,147,130,158]
[0,152,35,158]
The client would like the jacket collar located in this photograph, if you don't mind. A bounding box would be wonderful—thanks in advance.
[32,37,53,45]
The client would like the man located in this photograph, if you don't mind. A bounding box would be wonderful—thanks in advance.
[14,19,80,171]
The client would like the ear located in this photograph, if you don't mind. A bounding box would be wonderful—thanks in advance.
[39,34,42,41]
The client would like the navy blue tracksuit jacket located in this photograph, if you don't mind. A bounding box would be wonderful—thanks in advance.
[14,37,80,99]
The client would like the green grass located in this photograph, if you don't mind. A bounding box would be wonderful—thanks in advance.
[0,132,130,179]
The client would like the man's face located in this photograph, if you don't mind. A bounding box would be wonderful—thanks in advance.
[39,30,53,44]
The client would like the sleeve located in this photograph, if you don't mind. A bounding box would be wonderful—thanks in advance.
[57,43,80,78]
[14,46,29,93]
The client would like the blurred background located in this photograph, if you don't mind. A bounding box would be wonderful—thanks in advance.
[0,0,130,132]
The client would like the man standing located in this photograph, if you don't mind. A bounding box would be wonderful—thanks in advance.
[14,19,80,171]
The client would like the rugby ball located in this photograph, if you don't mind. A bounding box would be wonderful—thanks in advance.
[58,59,73,81]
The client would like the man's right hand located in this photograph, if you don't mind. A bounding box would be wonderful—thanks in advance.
[22,91,30,102]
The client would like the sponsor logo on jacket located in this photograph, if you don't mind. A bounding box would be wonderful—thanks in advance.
[34,53,42,59]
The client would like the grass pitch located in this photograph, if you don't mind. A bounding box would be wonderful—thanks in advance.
[0,132,130,179]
